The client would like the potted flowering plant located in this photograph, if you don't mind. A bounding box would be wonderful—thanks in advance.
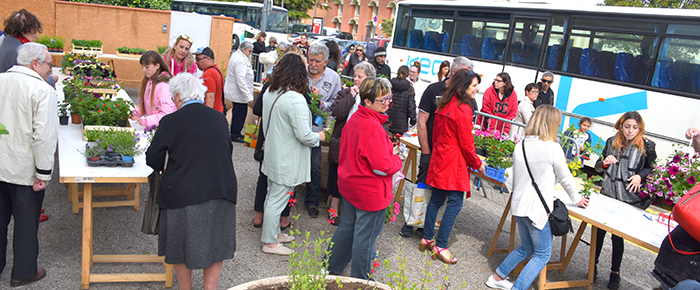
[640,145,700,207]
[110,132,145,162]
[60,52,98,73]
[308,93,329,127]
[58,100,69,125]
[36,35,65,52]
[559,124,605,198]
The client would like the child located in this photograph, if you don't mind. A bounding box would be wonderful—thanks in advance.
[562,117,592,162]
[130,51,176,127]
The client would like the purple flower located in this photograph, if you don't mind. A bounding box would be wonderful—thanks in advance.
[669,165,680,176]
[673,155,681,163]
[665,199,674,205]
[688,176,696,185]
[639,191,648,198]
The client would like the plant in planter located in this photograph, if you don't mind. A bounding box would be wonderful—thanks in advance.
[640,145,700,206]
[36,35,66,52]
[116,46,147,55]
[308,93,329,127]
[559,124,605,199]
[80,144,104,161]
[157,45,169,54]
[288,229,333,289]
[72,62,117,80]
[60,52,98,73]
[71,39,103,54]
[58,100,69,125]
[110,131,145,162]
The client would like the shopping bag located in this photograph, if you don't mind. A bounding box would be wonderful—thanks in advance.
[402,182,448,229]
[672,182,700,245]
[141,171,162,235]
[243,122,259,147]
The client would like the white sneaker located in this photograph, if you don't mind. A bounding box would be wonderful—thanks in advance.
[486,274,513,290]
[262,244,293,256]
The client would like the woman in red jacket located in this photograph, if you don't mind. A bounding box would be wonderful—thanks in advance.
[421,70,486,264]
[477,72,518,135]
[327,77,402,279]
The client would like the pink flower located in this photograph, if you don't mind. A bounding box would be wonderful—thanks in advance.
[669,165,680,176]
[390,216,396,222]
[688,176,696,185]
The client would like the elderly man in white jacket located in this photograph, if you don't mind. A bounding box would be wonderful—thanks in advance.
[0,42,58,287]
[225,41,255,143]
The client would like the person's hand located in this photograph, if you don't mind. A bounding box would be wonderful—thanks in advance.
[393,145,400,155]
[576,197,589,208]
[686,128,700,140]
[350,85,359,96]
[602,155,618,166]
[136,118,145,126]
[33,179,47,192]
[310,86,320,96]
[318,131,325,142]
[130,115,139,121]
[477,162,486,175]
[579,146,585,152]
[626,174,642,193]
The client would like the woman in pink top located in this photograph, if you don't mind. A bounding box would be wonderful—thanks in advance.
[130,51,176,127]
[162,34,197,75]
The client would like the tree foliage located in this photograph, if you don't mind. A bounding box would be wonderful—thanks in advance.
[262,0,331,20]
[602,0,699,9]
[67,0,171,10]
[380,18,393,38]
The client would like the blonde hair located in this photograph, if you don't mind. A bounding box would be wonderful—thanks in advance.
[283,45,307,65]
[524,105,561,142]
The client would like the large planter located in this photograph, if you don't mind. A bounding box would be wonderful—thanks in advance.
[228,275,391,290]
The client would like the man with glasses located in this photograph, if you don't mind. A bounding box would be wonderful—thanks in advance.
[305,43,341,218]
[534,71,555,108]
[225,41,255,143]
[265,37,278,52]
[0,42,58,287]
[195,47,226,114]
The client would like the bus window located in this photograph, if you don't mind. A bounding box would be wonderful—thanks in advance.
[565,28,655,85]
[542,15,566,70]
[452,20,509,61]
[508,18,547,66]
[405,17,454,53]
[223,6,246,21]
[246,8,260,29]
[393,6,409,48]
[653,37,700,94]
[267,9,288,33]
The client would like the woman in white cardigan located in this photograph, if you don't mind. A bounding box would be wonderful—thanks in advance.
[486,105,589,290]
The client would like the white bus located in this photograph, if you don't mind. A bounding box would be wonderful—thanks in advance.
[171,0,288,50]
[388,0,700,160]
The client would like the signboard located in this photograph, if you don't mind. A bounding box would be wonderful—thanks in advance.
[312,17,324,35]
[170,11,212,53]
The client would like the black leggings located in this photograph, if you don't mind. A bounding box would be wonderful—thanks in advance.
[595,228,624,273]
[254,162,291,216]
[327,163,341,198]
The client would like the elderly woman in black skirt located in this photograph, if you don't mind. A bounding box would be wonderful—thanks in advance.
[146,73,238,290]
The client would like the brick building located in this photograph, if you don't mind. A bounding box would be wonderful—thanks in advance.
[301,0,398,41]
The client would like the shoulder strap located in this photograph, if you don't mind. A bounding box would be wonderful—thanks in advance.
[522,141,552,214]
[264,92,284,139]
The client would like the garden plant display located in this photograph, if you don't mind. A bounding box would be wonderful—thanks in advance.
[65,89,133,127]
[473,128,515,169]
[36,35,65,52]
[116,46,147,55]
[560,124,605,199]
[60,52,98,72]
[80,129,145,166]
[71,39,103,48]
[640,144,700,205]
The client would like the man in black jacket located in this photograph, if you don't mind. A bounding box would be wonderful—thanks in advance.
[371,47,391,78]
[534,71,555,108]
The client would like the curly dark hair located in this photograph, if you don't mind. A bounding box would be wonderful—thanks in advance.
[438,69,481,110]
[268,53,308,95]
[3,9,42,37]
[496,72,514,97]
[325,40,341,68]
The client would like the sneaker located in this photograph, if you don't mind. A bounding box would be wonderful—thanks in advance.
[608,273,621,290]
[308,206,319,218]
[277,233,295,243]
[262,244,293,256]
[486,274,513,290]
[399,224,413,237]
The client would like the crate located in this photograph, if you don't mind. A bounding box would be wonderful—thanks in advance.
[72,44,103,55]
[485,166,506,183]
[86,152,134,167]
[116,52,142,58]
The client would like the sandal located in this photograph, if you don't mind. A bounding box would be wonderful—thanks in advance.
[433,246,458,264]
[419,238,435,253]
[280,220,294,231]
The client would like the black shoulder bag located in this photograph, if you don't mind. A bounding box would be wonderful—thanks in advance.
[254,92,284,161]
[522,141,573,236]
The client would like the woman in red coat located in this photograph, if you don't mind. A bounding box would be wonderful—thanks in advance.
[421,70,486,264]
[327,77,402,279]
[477,72,518,135]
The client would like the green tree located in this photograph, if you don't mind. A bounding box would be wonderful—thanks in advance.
[380,18,393,38]
[602,0,699,9]
[265,0,331,20]
[67,0,171,10]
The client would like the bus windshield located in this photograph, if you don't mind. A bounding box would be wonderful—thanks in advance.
[267,9,288,33]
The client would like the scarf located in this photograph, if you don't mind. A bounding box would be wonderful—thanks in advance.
[602,144,648,208]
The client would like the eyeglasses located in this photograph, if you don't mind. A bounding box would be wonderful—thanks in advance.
[494,79,504,83]
[270,41,277,44]
[375,95,392,105]
[356,49,363,52]
[43,60,53,68]
[195,56,208,62]
[529,90,540,94]
[179,34,194,43]
[541,79,553,84]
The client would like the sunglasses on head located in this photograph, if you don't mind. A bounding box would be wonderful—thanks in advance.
[179,34,194,44]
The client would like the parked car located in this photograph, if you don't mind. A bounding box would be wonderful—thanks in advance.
[367,37,391,49]
[287,32,323,44]
[330,31,353,40]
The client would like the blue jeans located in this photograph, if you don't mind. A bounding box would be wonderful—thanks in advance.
[673,280,700,290]
[305,145,321,208]
[229,102,248,140]
[422,188,463,248]
[496,216,553,290]
[327,197,386,280]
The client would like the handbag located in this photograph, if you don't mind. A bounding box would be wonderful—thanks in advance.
[402,182,449,229]
[254,92,284,162]
[669,182,700,254]
[140,171,162,235]
[522,141,573,236]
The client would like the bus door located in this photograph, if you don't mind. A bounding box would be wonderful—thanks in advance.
[503,15,550,99]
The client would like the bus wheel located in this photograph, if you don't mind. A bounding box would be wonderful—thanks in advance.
[231,35,240,51]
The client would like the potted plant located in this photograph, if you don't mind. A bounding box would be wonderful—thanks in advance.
[640,145,700,208]
[559,124,605,198]
[60,52,99,73]
[71,39,103,54]
[58,100,69,125]
[111,131,145,163]
[36,35,65,53]
[81,143,104,162]
[116,46,147,58]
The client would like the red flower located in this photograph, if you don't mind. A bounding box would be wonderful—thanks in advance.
[97,110,101,113]
[103,104,106,106]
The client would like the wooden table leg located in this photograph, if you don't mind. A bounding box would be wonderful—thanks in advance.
[165,263,174,288]
[70,183,80,214]
[559,221,588,273]
[125,183,134,200]
[82,183,93,289]
[487,194,512,257]
[393,147,416,203]
[587,225,597,290]
[409,146,417,182]
[509,216,516,252]
[133,184,140,211]
[538,263,547,289]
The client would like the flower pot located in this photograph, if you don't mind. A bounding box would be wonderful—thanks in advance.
[88,156,101,162]
[59,115,69,125]
[71,114,82,124]
[228,275,391,290]
[121,156,134,163]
